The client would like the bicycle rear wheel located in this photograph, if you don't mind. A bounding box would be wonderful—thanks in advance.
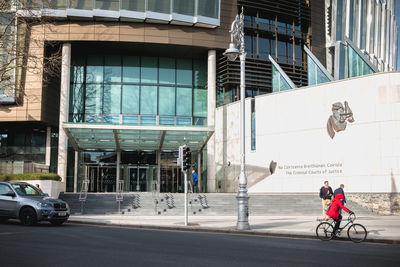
[316,222,334,241]
[347,223,367,243]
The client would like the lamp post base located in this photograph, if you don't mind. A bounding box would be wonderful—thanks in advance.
[236,189,250,230]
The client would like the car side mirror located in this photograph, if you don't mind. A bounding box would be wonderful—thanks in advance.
[5,192,16,197]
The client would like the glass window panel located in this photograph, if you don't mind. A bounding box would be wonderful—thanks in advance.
[95,0,119,11]
[103,115,120,124]
[272,65,291,92]
[245,35,252,58]
[173,0,195,16]
[177,58,192,86]
[141,56,158,84]
[259,37,270,60]
[122,115,138,125]
[193,59,206,87]
[316,66,330,84]
[44,0,67,9]
[271,39,276,57]
[176,117,191,126]
[287,43,293,63]
[360,1,367,49]
[277,41,287,63]
[85,114,102,123]
[193,88,207,117]
[368,0,375,53]
[121,0,145,11]
[295,45,302,66]
[252,36,257,57]
[123,56,140,83]
[336,0,344,40]
[69,0,92,10]
[85,84,102,114]
[140,116,156,125]
[122,85,139,114]
[104,56,121,83]
[308,56,317,85]
[159,57,175,85]
[348,0,354,40]
[148,0,170,13]
[176,87,192,116]
[69,83,85,122]
[71,56,85,84]
[307,55,330,85]
[86,56,103,83]
[348,46,374,78]
[159,86,175,116]
[197,0,219,19]
[159,116,175,125]
[258,18,270,31]
[193,117,207,126]
[103,84,121,114]
[140,85,157,115]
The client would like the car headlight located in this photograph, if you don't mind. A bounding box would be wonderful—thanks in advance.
[37,202,52,208]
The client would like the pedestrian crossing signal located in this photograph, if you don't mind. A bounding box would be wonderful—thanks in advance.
[182,145,191,171]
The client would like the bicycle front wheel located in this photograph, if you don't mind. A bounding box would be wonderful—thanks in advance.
[316,222,334,241]
[347,223,367,243]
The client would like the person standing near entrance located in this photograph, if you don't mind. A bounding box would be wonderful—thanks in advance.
[192,170,199,193]
[319,181,333,220]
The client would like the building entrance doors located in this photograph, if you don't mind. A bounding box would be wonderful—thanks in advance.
[124,165,157,192]
[85,165,116,193]
[160,166,183,193]
[128,166,147,192]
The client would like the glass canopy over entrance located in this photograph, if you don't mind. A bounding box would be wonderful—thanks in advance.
[64,123,213,193]
[63,123,214,152]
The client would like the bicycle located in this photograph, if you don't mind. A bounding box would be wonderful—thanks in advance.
[316,213,367,243]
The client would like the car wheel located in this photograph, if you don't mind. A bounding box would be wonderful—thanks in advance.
[19,207,37,226]
[50,219,66,226]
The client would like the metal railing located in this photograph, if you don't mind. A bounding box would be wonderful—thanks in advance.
[116,180,124,213]
[78,179,89,213]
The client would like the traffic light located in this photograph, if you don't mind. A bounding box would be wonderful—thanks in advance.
[182,145,191,171]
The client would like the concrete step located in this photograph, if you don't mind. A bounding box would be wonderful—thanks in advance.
[59,193,374,216]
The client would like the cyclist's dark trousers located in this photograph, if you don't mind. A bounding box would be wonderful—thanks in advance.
[333,214,342,233]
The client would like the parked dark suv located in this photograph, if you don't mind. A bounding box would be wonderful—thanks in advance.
[0,181,70,225]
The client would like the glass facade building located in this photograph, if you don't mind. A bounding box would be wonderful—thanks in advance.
[326,0,397,73]
[216,0,310,106]
[69,54,208,127]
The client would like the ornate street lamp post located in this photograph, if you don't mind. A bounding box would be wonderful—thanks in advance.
[223,7,250,230]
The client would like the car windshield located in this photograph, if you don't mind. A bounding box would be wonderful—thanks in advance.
[12,184,45,197]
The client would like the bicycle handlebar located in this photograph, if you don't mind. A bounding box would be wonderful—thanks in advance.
[348,212,356,222]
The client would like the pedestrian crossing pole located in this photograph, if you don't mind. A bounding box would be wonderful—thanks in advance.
[184,170,188,226]
[175,145,188,226]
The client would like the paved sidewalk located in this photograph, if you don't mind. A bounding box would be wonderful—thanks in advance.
[68,214,400,244]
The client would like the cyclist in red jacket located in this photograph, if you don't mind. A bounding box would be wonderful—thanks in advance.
[326,193,354,235]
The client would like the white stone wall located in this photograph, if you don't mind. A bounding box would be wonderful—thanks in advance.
[215,72,400,193]
[21,180,65,198]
